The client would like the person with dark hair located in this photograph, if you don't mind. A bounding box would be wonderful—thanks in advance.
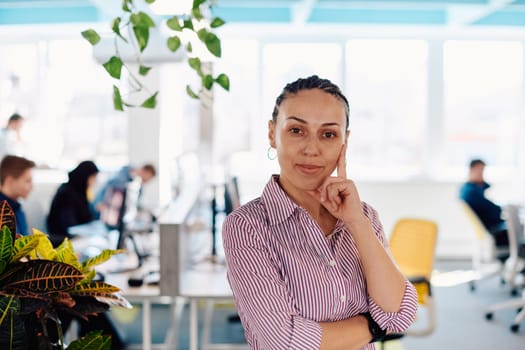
[0,113,26,159]
[459,158,508,247]
[0,155,35,235]
[46,160,100,247]
[222,75,418,349]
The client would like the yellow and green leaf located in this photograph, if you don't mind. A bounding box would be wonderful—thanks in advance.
[0,226,13,274]
[55,239,81,270]
[69,282,120,295]
[11,234,39,263]
[31,229,57,261]
[81,249,124,273]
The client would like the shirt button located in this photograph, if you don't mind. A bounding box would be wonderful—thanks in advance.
[340,295,346,302]
[328,260,336,267]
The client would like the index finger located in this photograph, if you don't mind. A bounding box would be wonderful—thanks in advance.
[337,143,347,179]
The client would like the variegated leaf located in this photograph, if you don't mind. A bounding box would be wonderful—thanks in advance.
[56,238,81,269]
[2,260,83,293]
[0,226,13,275]
[31,229,57,261]
[69,282,120,295]
[94,293,132,309]
[67,330,111,350]
[0,200,16,240]
[81,249,125,273]
[0,296,25,349]
[11,234,39,263]
[78,269,97,285]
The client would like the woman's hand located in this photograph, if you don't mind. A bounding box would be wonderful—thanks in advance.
[307,144,367,227]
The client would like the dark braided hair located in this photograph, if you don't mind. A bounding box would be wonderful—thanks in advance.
[271,75,349,130]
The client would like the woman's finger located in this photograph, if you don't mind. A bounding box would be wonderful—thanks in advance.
[337,143,347,179]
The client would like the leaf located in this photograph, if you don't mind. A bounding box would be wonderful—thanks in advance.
[0,200,16,241]
[69,282,120,295]
[141,92,158,109]
[204,32,221,57]
[192,0,206,9]
[31,229,57,261]
[202,74,213,90]
[81,29,100,45]
[144,0,156,3]
[188,57,202,75]
[133,25,149,52]
[81,249,125,273]
[111,17,127,43]
[67,330,111,350]
[186,85,199,99]
[55,238,81,270]
[183,19,194,30]
[0,296,25,350]
[186,42,192,52]
[113,85,124,111]
[167,36,181,52]
[130,11,156,28]
[0,226,13,275]
[94,293,132,309]
[192,7,203,21]
[197,28,208,42]
[70,295,109,317]
[122,0,131,12]
[139,65,152,76]
[215,73,230,91]
[166,17,183,31]
[210,17,225,28]
[103,56,123,79]
[11,234,39,263]
[2,260,83,293]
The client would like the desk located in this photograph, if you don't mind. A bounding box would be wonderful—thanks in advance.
[107,266,246,350]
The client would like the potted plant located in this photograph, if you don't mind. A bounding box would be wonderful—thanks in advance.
[0,200,129,350]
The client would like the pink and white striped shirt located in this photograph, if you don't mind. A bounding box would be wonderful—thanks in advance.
[222,176,418,349]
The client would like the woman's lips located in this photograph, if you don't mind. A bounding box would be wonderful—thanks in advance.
[296,164,323,175]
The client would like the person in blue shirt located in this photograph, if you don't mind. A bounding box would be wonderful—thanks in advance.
[459,158,508,247]
[0,155,35,235]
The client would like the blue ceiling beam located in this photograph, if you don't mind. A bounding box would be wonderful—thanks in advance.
[317,0,489,4]
[212,6,292,23]
[473,9,525,26]
[309,8,447,24]
[0,5,100,25]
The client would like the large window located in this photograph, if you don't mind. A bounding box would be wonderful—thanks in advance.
[346,40,428,180]
[443,40,523,179]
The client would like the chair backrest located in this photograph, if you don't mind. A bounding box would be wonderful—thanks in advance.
[459,200,488,241]
[503,204,523,261]
[389,218,438,281]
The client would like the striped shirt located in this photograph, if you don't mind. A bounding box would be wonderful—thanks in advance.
[222,176,418,349]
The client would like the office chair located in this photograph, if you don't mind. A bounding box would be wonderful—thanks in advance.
[378,218,438,349]
[485,204,525,333]
[459,200,509,291]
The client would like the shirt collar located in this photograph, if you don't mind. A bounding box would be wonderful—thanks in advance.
[0,192,21,211]
[261,175,299,226]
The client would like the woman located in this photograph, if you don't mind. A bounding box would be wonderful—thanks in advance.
[222,76,418,349]
[47,160,99,247]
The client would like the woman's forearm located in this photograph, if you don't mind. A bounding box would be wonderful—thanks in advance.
[320,314,371,350]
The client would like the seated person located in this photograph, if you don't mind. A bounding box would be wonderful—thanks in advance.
[46,160,99,247]
[92,163,156,219]
[459,158,508,248]
[0,155,35,235]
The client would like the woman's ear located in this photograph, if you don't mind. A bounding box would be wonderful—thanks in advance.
[268,120,276,148]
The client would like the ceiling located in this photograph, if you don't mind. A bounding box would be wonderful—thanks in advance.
[1,0,525,27]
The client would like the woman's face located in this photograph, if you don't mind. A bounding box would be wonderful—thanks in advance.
[268,88,349,192]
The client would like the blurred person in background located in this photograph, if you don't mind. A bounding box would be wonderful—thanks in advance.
[0,113,27,159]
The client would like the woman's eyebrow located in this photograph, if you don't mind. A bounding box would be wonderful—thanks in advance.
[286,116,340,127]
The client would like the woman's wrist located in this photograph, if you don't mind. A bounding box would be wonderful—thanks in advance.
[343,215,370,233]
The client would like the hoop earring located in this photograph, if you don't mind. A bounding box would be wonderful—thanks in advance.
[267,147,277,160]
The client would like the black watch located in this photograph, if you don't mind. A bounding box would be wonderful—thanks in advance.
[360,312,387,343]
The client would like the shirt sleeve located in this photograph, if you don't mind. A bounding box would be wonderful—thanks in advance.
[363,203,419,333]
[222,213,322,350]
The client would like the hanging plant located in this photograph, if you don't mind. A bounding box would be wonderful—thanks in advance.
[81,0,230,111]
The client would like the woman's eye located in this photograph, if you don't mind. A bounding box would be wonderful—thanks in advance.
[289,127,302,134]
[323,131,337,138]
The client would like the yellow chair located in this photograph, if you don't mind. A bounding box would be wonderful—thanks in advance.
[389,218,438,336]
[459,200,509,291]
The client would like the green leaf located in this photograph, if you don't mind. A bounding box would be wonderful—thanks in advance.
[215,73,230,91]
[133,25,150,52]
[81,29,101,46]
[111,17,127,43]
[113,86,124,111]
[188,57,202,75]
[144,0,156,3]
[11,234,39,263]
[0,226,13,275]
[186,42,192,52]
[81,249,125,273]
[192,7,203,21]
[0,200,16,242]
[202,74,213,90]
[0,296,25,350]
[122,0,131,12]
[192,0,206,9]
[103,56,123,79]
[141,92,158,109]
[69,282,120,295]
[210,17,226,28]
[130,11,156,28]
[183,19,194,30]
[167,36,181,52]
[31,229,57,260]
[166,17,183,31]
[186,85,199,99]
[139,65,152,76]
[55,238,81,270]
[204,32,221,57]
[197,28,208,41]
[67,330,111,350]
